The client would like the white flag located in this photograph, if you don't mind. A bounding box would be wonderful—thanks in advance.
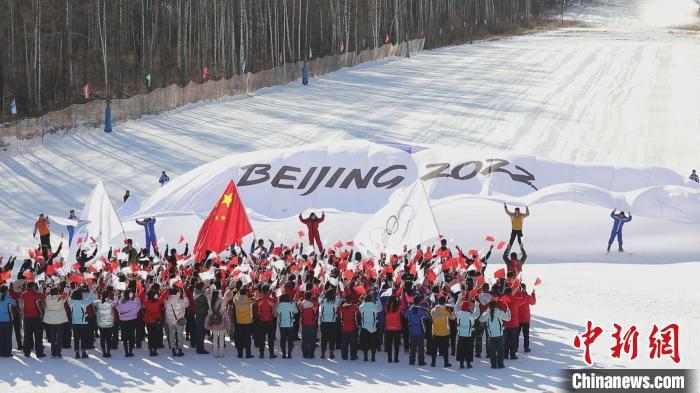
[68,180,124,262]
[354,180,439,256]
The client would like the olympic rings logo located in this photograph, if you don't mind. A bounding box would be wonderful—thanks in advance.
[365,204,416,252]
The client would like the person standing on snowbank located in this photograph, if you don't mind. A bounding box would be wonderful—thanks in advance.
[33,214,51,258]
[607,210,632,253]
[135,217,158,256]
[159,171,170,187]
[299,212,325,251]
[690,170,699,183]
[66,210,78,247]
[504,204,529,250]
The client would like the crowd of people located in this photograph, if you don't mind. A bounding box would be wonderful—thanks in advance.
[0,207,537,371]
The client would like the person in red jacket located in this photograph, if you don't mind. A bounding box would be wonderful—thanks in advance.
[141,286,168,356]
[254,285,278,358]
[20,282,46,358]
[384,295,405,363]
[339,295,359,360]
[517,284,536,353]
[298,291,319,358]
[501,287,523,360]
[299,212,325,252]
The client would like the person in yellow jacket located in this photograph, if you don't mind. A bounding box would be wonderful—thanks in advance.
[430,296,455,368]
[233,288,255,358]
[504,203,529,249]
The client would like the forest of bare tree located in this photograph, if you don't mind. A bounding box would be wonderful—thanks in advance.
[0,0,560,122]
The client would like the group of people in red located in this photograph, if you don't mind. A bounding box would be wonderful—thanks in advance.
[0,210,536,372]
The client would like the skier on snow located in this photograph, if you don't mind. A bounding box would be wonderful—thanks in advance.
[159,171,170,187]
[607,210,632,253]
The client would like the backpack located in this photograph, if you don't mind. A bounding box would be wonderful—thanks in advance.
[210,302,223,325]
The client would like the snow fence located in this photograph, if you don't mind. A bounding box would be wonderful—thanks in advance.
[1,39,424,144]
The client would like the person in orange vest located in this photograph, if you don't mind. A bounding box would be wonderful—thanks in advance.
[33,214,51,258]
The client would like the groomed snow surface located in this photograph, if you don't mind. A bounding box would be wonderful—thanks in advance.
[1,0,700,391]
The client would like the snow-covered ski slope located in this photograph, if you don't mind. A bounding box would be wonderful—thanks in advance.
[1,1,699,392]
[1,0,699,251]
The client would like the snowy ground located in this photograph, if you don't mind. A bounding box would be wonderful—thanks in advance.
[1,0,699,391]
[2,262,698,393]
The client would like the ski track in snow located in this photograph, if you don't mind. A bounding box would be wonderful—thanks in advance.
[1,0,700,390]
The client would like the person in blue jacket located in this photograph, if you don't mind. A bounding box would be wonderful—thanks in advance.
[0,285,18,357]
[607,209,632,253]
[136,217,158,255]
[67,209,78,247]
[67,285,96,359]
[159,171,170,187]
[405,296,431,366]
[276,294,299,359]
[690,169,699,183]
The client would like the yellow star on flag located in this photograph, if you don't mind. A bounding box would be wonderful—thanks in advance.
[220,193,233,208]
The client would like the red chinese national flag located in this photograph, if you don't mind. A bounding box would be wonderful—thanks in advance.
[194,180,253,261]
[534,277,542,286]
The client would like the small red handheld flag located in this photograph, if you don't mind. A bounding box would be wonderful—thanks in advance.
[346,241,354,247]
[494,268,505,279]
[194,180,253,261]
[534,277,542,286]
[334,240,343,249]
[485,235,495,242]
[496,241,506,250]
[178,235,185,244]
[297,230,305,238]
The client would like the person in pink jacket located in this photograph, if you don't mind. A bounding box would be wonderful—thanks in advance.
[116,289,142,357]
[205,289,233,358]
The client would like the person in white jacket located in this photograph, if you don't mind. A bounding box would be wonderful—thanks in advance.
[479,301,511,369]
[43,287,68,358]
[93,290,117,358]
[164,286,189,357]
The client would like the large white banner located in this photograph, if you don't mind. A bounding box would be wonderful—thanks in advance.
[69,180,125,262]
[354,180,440,256]
[124,140,699,226]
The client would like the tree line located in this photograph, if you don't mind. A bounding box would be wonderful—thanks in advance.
[0,0,559,122]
